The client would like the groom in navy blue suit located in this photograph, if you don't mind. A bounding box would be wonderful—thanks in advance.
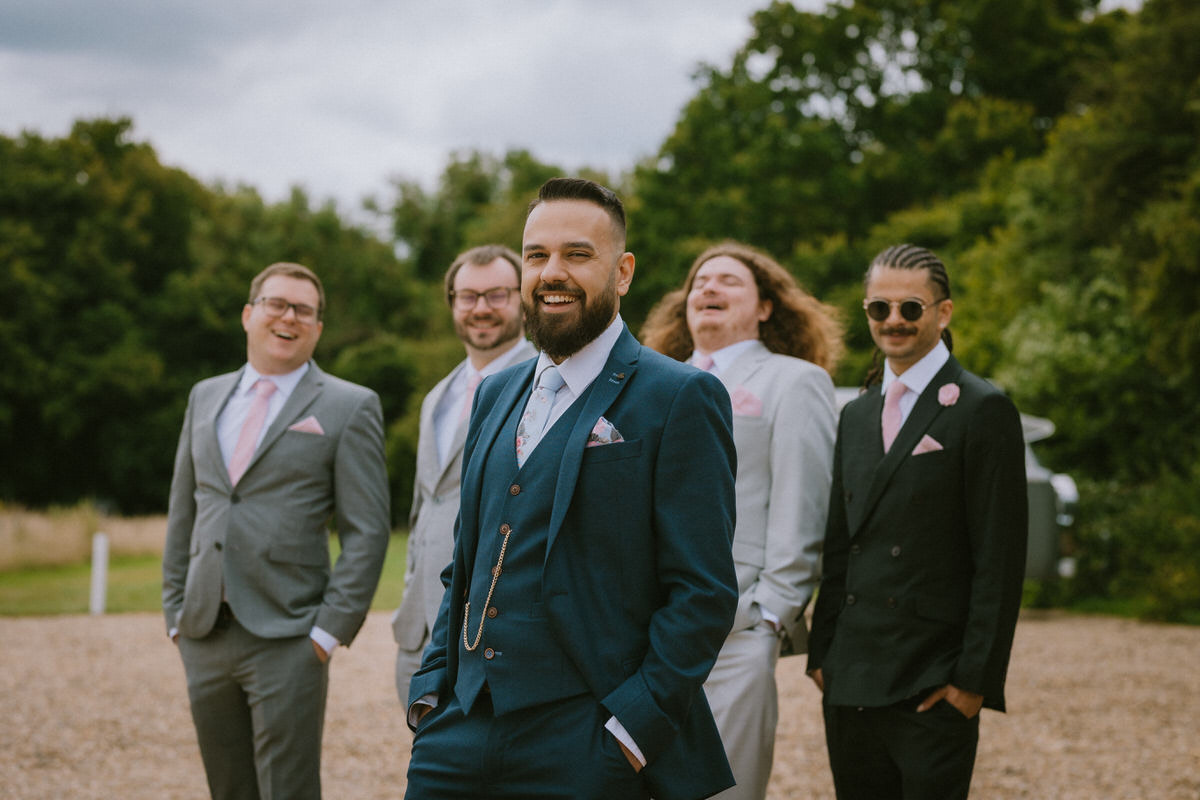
[404,178,739,800]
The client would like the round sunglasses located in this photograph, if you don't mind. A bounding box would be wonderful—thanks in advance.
[863,297,944,322]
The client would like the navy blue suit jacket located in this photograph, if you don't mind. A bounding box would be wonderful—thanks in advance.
[410,326,739,800]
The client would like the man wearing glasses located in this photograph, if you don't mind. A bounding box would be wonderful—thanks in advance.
[806,244,1027,800]
[163,262,391,800]
[391,245,534,705]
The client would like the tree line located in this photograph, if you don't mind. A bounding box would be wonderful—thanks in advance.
[2,0,1196,620]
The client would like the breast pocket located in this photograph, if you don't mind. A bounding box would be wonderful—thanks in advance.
[581,439,643,464]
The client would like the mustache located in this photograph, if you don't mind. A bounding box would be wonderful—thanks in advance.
[879,325,916,336]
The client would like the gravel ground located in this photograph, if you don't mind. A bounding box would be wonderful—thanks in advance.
[2,609,1198,799]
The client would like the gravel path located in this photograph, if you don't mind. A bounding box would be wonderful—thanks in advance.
[2,610,1198,798]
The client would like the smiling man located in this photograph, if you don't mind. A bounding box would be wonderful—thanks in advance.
[162,262,391,800]
[392,245,534,706]
[806,244,1027,800]
[404,178,739,800]
[642,241,842,800]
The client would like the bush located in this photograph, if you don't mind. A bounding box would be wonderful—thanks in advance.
[1063,465,1200,623]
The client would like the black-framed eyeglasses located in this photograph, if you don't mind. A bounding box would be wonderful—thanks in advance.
[450,286,520,310]
[863,297,944,322]
[252,296,320,323]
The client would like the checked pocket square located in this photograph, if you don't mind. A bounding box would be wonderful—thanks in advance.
[912,434,943,455]
[586,416,624,447]
[288,416,326,436]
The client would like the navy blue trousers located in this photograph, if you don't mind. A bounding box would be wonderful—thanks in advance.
[406,690,650,800]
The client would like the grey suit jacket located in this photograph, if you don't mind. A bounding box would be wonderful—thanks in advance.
[162,361,391,645]
[719,341,836,653]
[391,340,535,650]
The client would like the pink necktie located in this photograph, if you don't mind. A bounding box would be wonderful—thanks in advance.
[694,354,714,372]
[459,372,482,424]
[228,379,277,484]
[881,380,907,453]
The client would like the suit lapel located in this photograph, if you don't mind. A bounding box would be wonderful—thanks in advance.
[242,362,323,479]
[855,357,964,534]
[717,340,770,391]
[544,327,639,559]
[460,359,536,567]
[427,362,467,490]
[204,371,244,490]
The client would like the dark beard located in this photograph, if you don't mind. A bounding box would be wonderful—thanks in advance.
[523,278,617,361]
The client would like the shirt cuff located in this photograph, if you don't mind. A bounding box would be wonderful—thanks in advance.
[605,715,646,767]
[408,693,439,729]
[759,605,782,631]
[310,626,340,656]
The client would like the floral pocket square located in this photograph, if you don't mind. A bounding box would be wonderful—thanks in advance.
[912,434,943,455]
[587,416,624,447]
[288,416,325,436]
[730,386,763,417]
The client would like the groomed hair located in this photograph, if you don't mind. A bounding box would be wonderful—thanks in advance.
[248,262,325,319]
[528,177,627,250]
[640,241,844,374]
[443,244,521,306]
[862,243,953,388]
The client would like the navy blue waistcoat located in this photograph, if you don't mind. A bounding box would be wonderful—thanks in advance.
[455,387,592,715]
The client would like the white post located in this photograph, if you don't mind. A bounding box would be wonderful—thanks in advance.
[89,532,109,615]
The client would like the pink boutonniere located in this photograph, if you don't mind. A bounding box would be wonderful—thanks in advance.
[938,383,960,407]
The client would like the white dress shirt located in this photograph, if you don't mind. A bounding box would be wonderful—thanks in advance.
[880,340,951,428]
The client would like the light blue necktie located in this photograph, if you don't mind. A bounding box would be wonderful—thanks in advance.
[515,366,565,467]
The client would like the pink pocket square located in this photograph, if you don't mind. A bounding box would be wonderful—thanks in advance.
[912,434,943,455]
[730,386,763,417]
[586,416,624,447]
[288,416,325,436]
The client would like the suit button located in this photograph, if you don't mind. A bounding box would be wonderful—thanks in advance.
[499,523,511,535]
[484,648,495,660]
[850,544,861,555]
[509,484,520,496]
[214,542,223,551]
[887,597,898,609]
[230,494,240,504]
[845,594,857,605]
[845,490,853,502]
[486,607,498,619]
[891,545,902,557]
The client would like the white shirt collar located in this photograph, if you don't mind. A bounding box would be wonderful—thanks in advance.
[690,338,758,374]
[238,361,309,399]
[531,314,625,397]
[467,338,531,385]
[881,340,949,398]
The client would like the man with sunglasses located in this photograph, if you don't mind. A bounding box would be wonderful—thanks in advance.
[163,261,391,800]
[391,245,535,705]
[807,244,1027,799]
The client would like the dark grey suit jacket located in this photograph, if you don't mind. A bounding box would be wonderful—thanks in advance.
[162,361,391,645]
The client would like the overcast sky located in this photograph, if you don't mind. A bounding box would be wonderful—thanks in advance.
[1,1,819,216]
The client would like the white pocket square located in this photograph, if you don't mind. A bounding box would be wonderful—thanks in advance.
[912,434,943,455]
[288,416,325,435]
[586,416,624,447]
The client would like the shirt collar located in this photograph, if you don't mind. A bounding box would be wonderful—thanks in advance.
[690,338,758,374]
[532,314,625,397]
[471,338,531,384]
[881,340,949,397]
[239,361,309,400]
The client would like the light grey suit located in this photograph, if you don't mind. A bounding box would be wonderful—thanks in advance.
[162,360,390,800]
[391,341,535,702]
[702,341,836,800]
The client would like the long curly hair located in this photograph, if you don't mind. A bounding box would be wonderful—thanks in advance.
[640,241,843,375]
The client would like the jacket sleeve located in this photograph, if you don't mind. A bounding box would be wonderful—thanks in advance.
[600,369,739,765]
